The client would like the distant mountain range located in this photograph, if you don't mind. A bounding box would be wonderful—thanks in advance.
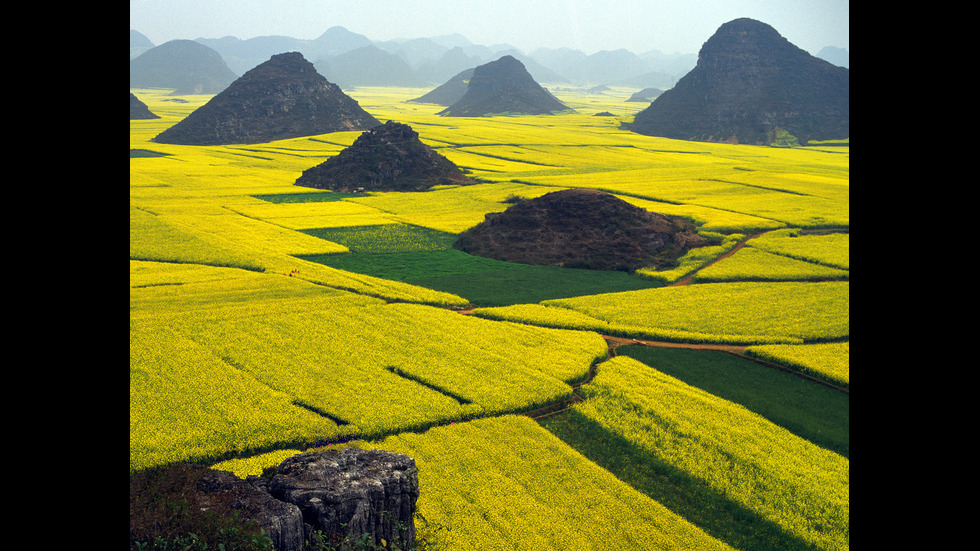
[132,26,847,92]
[130,38,237,94]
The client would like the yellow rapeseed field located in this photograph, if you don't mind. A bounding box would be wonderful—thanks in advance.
[574,356,849,550]
[131,84,847,547]
[542,281,848,344]
[217,415,735,550]
[131,260,607,471]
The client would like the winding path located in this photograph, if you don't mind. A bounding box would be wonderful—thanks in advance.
[461,229,847,423]
[670,231,763,286]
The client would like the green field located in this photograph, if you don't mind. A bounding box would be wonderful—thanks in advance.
[131,85,848,549]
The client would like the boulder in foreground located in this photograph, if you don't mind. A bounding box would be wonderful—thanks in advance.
[130,448,419,551]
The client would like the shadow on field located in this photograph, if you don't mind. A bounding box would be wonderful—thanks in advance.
[615,346,849,458]
[539,409,826,551]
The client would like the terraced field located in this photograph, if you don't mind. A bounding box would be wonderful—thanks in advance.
[131,84,848,550]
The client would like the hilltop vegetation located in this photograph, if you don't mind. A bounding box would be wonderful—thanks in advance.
[131,83,847,550]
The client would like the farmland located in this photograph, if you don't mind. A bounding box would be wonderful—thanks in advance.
[131,85,848,549]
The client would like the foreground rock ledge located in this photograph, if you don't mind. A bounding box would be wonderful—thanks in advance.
[130,448,419,551]
[262,448,420,549]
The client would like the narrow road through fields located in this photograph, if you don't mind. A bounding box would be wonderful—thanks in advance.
[670,232,763,286]
[457,229,847,422]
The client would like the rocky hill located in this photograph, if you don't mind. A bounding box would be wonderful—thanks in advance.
[294,120,476,192]
[130,39,237,95]
[454,188,714,271]
[130,93,159,119]
[407,68,474,106]
[627,18,849,145]
[438,55,571,117]
[153,52,380,146]
[626,87,663,102]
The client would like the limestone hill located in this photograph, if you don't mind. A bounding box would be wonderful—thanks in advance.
[408,68,474,106]
[438,56,570,117]
[294,120,476,192]
[626,88,663,102]
[130,93,159,119]
[628,18,849,145]
[153,52,380,145]
[130,39,237,95]
[454,188,714,271]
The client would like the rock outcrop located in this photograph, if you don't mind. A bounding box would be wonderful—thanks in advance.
[153,52,380,145]
[265,448,419,549]
[130,449,419,551]
[454,188,714,271]
[438,55,570,116]
[130,39,238,95]
[130,92,159,119]
[628,18,849,145]
[198,468,307,551]
[295,120,476,192]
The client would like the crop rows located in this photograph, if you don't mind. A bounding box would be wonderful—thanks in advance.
[218,415,736,550]
[542,356,848,551]
[131,86,847,548]
[131,260,607,471]
[692,246,849,282]
[745,341,851,388]
[541,281,849,344]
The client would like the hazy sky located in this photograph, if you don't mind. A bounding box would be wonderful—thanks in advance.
[130,0,848,56]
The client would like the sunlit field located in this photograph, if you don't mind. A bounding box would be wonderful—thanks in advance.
[131,84,848,549]
[542,356,848,551]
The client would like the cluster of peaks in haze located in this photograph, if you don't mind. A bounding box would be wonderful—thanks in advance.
[130,25,848,92]
[132,18,848,146]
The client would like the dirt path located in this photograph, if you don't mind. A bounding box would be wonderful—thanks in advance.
[670,232,763,286]
[458,228,847,421]
[524,333,845,421]
[602,335,746,354]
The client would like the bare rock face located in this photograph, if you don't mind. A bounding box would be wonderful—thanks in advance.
[628,18,848,145]
[454,188,715,271]
[294,120,476,192]
[267,448,419,549]
[153,51,380,145]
